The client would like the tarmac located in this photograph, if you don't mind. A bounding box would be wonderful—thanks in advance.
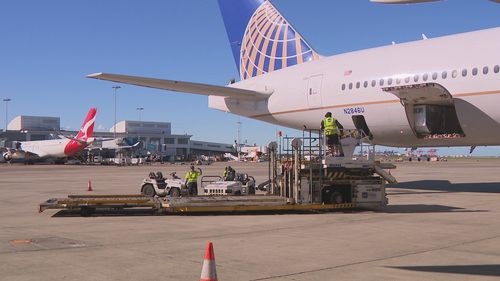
[1,159,500,280]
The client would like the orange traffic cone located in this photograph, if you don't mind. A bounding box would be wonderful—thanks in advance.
[87,180,93,192]
[200,242,218,281]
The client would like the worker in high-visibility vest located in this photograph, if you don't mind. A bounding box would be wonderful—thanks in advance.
[222,166,236,181]
[321,112,344,156]
[185,165,202,195]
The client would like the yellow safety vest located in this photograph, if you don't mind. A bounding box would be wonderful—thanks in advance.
[324,117,338,136]
[185,171,200,183]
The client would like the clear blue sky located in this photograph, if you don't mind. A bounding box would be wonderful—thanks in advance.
[1,0,499,155]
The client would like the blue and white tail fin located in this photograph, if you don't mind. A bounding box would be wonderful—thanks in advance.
[218,0,320,80]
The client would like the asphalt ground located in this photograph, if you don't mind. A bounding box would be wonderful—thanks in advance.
[1,159,500,280]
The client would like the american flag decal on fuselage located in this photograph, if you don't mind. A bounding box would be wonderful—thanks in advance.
[240,1,320,80]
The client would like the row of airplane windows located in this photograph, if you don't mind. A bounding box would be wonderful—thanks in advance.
[341,65,500,91]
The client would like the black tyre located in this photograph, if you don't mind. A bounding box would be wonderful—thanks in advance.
[142,184,156,197]
[331,192,343,204]
[234,190,242,196]
[169,187,181,197]
[248,185,256,195]
[80,207,95,217]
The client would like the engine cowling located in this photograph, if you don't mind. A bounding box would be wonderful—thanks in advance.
[3,152,12,162]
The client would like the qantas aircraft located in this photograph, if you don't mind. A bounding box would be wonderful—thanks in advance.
[88,0,500,149]
[1,108,97,162]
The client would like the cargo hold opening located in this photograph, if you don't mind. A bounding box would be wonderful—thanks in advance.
[383,83,465,140]
[413,104,464,139]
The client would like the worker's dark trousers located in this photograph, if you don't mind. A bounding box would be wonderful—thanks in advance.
[187,182,198,196]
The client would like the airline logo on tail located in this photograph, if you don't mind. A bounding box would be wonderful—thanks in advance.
[76,108,96,141]
[64,108,97,156]
[218,0,320,80]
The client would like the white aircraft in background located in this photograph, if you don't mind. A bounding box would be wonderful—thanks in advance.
[1,108,97,162]
[88,0,500,150]
[86,138,140,151]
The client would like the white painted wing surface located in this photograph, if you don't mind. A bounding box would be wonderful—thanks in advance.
[86,73,272,101]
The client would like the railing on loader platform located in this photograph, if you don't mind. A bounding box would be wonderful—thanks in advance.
[267,128,392,205]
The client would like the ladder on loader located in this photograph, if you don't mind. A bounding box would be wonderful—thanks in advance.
[267,128,395,207]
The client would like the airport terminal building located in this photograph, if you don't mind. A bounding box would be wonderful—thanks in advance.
[1,115,235,161]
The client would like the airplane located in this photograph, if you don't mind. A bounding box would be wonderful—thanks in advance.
[1,108,97,163]
[87,0,500,149]
[86,138,140,151]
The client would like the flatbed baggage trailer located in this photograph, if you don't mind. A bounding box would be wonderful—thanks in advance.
[40,194,367,216]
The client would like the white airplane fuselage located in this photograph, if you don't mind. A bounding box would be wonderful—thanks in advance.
[210,27,500,147]
[20,139,72,158]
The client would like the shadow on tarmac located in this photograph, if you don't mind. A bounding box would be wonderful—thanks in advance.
[51,208,366,218]
[387,264,500,277]
[375,204,487,214]
[389,180,500,193]
[50,204,485,217]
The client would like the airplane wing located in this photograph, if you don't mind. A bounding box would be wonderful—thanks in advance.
[86,73,273,101]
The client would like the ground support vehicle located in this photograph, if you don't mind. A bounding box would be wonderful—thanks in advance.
[40,130,394,216]
[201,174,256,196]
[140,172,188,197]
[268,129,395,208]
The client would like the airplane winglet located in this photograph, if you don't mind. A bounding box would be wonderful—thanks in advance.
[86,73,273,101]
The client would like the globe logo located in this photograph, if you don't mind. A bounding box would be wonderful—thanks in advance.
[240,1,319,80]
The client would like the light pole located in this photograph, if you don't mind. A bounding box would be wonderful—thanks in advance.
[136,107,144,121]
[236,121,242,161]
[136,107,144,149]
[112,86,121,137]
[3,98,11,132]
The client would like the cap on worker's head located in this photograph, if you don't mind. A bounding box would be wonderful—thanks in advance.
[325,112,332,117]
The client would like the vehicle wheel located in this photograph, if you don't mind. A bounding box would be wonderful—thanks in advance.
[169,187,181,197]
[80,207,95,217]
[330,192,343,204]
[142,184,156,197]
[248,185,256,195]
[234,190,242,196]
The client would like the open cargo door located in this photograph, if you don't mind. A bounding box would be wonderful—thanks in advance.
[383,83,465,139]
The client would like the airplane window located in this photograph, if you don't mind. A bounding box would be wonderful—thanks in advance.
[371,80,376,87]
[432,72,438,80]
[405,76,410,83]
[452,70,458,78]
[442,71,447,79]
[483,66,489,75]
[396,77,401,84]
[356,82,360,89]
[349,83,353,90]
[423,73,428,81]
[414,74,419,82]
[363,81,368,88]
[388,78,393,85]
[495,65,500,73]
[462,69,467,77]
[341,84,346,91]
[379,79,384,86]
[472,67,478,76]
